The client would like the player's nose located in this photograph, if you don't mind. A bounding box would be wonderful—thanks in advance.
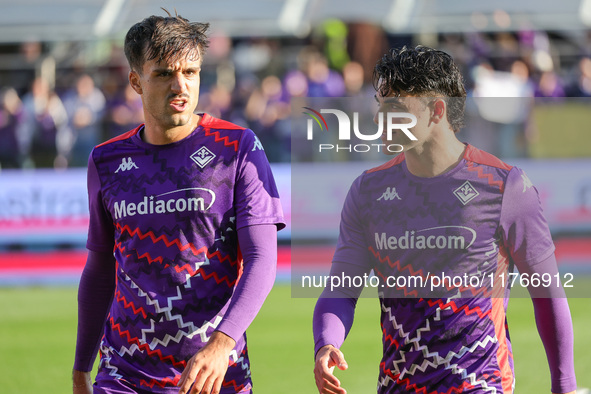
[170,73,187,94]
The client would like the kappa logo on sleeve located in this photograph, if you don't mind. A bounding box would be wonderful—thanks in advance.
[521,173,533,193]
[453,181,479,205]
[115,157,139,173]
[252,135,264,151]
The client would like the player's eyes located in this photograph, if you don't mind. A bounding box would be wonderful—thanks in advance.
[386,103,405,112]
[377,103,402,112]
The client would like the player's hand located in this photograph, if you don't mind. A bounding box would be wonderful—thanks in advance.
[314,344,349,394]
[72,369,92,394]
[177,331,236,394]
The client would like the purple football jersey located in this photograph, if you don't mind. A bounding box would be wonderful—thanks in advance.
[86,114,284,392]
[332,145,554,393]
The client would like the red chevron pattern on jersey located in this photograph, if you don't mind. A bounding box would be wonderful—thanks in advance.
[140,375,181,389]
[115,223,238,266]
[108,316,187,368]
[203,127,241,151]
[369,246,495,298]
[466,161,506,193]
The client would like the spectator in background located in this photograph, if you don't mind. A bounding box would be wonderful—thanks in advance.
[104,83,144,139]
[200,83,233,120]
[10,21,591,167]
[300,48,345,97]
[10,41,44,94]
[566,56,591,97]
[341,61,365,97]
[470,59,534,158]
[283,69,308,98]
[318,19,350,71]
[0,87,23,169]
[62,74,106,167]
[18,76,69,168]
[535,70,566,98]
[251,75,291,162]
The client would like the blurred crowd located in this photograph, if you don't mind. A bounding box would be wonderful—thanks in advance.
[2,22,591,168]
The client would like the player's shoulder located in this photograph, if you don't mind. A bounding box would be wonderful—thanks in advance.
[198,113,260,152]
[199,113,247,133]
[366,153,406,174]
[90,125,142,166]
[95,125,141,150]
[348,154,406,195]
[463,144,512,171]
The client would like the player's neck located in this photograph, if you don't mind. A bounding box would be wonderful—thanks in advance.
[142,114,202,145]
[404,130,466,178]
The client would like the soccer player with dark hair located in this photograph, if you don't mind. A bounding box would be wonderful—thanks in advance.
[313,46,577,394]
[72,11,284,394]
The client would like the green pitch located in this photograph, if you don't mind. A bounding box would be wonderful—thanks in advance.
[0,286,589,393]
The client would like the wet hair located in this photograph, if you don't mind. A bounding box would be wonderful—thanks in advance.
[373,45,466,132]
[124,9,210,73]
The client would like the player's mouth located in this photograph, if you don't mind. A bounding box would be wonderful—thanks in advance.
[169,97,188,112]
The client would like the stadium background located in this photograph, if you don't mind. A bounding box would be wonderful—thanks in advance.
[0,0,590,392]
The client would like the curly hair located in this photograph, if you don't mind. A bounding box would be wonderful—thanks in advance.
[373,46,466,132]
[124,9,210,73]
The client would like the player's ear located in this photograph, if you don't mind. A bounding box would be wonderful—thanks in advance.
[430,99,446,124]
[129,70,143,95]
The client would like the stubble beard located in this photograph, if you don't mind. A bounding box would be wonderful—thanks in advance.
[169,112,193,127]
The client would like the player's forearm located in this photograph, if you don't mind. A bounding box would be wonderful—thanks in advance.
[313,261,364,356]
[205,330,236,353]
[313,297,356,356]
[74,250,116,372]
[532,297,577,393]
[520,253,577,392]
[215,224,277,342]
[72,369,92,391]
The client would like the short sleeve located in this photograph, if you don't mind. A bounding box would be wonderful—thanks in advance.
[234,129,285,231]
[499,167,555,268]
[85,151,115,252]
[332,174,372,270]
